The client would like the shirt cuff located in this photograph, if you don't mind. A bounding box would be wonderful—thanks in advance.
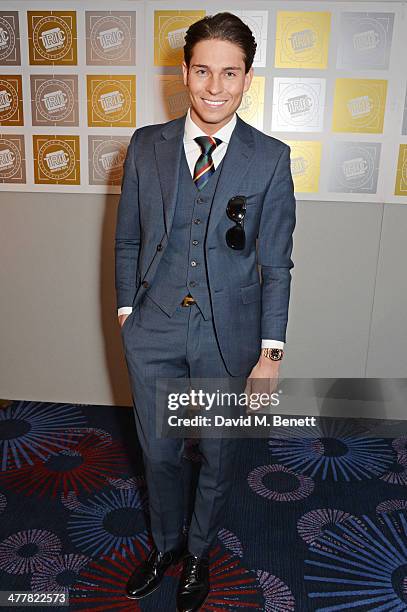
[118,306,133,316]
[261,339,285,349]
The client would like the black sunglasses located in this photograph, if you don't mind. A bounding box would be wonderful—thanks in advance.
[226,195,247,250]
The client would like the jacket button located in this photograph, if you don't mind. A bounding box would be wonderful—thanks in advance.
[157,244,163,251]
[142,281,149,288]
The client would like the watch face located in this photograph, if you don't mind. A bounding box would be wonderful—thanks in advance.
[271,349,283,361]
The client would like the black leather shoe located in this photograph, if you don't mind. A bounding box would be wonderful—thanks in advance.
[126,542,185,599]
[176,553,210,612]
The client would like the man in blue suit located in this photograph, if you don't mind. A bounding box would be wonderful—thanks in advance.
[115,12,296,611]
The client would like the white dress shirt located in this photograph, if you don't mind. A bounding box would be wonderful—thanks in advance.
[118,107,284,350]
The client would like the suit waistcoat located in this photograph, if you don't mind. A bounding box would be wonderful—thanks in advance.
[146,146,224,319]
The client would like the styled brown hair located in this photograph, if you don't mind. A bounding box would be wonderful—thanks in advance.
[183,12,257,74]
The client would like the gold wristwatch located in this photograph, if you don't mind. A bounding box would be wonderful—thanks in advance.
[261,348,284,361]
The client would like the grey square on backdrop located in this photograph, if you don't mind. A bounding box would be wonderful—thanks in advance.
[0,12,21,66]
[328,141,381,193]
[272,78,326,132]
[88,135,130,185]
[86,11,136,65]
[337,12,394,70]
[0,134,25,183]
[30,75,79,126]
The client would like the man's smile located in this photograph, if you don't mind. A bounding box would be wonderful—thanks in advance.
[201,98,228,107]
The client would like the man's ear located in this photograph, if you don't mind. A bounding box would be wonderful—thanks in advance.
[244,66,254,93]
[181,61,189,87]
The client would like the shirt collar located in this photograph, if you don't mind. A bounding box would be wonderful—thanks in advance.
[184,106,236,144]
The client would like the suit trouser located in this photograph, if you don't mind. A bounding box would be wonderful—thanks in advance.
[121,293,247,557]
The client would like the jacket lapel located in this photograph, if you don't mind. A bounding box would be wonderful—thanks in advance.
[207,115,255,236]
[154,114,186,236]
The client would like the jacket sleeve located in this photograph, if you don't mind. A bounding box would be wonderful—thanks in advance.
[114,130,141,309]
[257,144,296,342]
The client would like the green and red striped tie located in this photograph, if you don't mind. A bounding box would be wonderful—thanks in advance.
[193,136,222,191]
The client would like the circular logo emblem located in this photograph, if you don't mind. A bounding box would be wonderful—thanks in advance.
[354,17,387,58]
[0,138,21,179]
[158,16,193,58]
[282,18,320,64]
[35,78,75,122]
[335,145,375,189]
[38,139,75,180]
[90,15,131,61]
[93,139,127,182]
[278,83,318,127]
[32,15,72,61]
[0,79,19,121]
[0,17,16,61]
[347,84,380,129]
[91,79,131,123]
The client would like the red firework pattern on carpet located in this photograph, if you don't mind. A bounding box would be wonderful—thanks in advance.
[70,539,148,611]
[0,428,128,498]
[69,541,265,610]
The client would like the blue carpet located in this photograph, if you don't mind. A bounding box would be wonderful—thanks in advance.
[0,400,407,611]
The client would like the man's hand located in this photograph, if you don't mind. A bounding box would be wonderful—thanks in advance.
[245,354,281,399]
[118,313,130,328]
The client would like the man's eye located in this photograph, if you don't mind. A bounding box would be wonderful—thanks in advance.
[197,69,207,75]
[226,72,236,77]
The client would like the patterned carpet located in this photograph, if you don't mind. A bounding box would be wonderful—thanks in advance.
[0,399,407,611]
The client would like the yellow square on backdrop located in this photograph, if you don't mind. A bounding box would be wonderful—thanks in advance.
[27,11,77,65]
[156,75,190,120]
[0,75,24,126]
[87,75,136,127]
[332,78,387,133]
[237,76,265,130]
[33,135,80,184]
[275,11,331,69]
[154,10,205,66]
[283,140,322,193]
[395,144,407,196]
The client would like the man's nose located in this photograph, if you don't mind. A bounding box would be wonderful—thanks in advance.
[206,75,223,95]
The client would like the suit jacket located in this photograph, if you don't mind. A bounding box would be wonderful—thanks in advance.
[115,112,296,376]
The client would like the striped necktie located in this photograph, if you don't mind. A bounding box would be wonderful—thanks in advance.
[193,136,222,191]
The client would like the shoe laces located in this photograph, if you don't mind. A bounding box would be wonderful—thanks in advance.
[146,546,172,567]
[146,547,160,566]
[183,554,204,581]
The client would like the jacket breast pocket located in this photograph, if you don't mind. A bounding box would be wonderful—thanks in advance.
[240,282,261,304]
[244,191,263,207]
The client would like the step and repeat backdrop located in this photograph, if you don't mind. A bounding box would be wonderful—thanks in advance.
[0,1,406,201]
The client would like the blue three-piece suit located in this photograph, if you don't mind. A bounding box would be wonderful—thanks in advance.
[115,111,296,557]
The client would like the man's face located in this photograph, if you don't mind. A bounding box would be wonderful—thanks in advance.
[182,38,253,134]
